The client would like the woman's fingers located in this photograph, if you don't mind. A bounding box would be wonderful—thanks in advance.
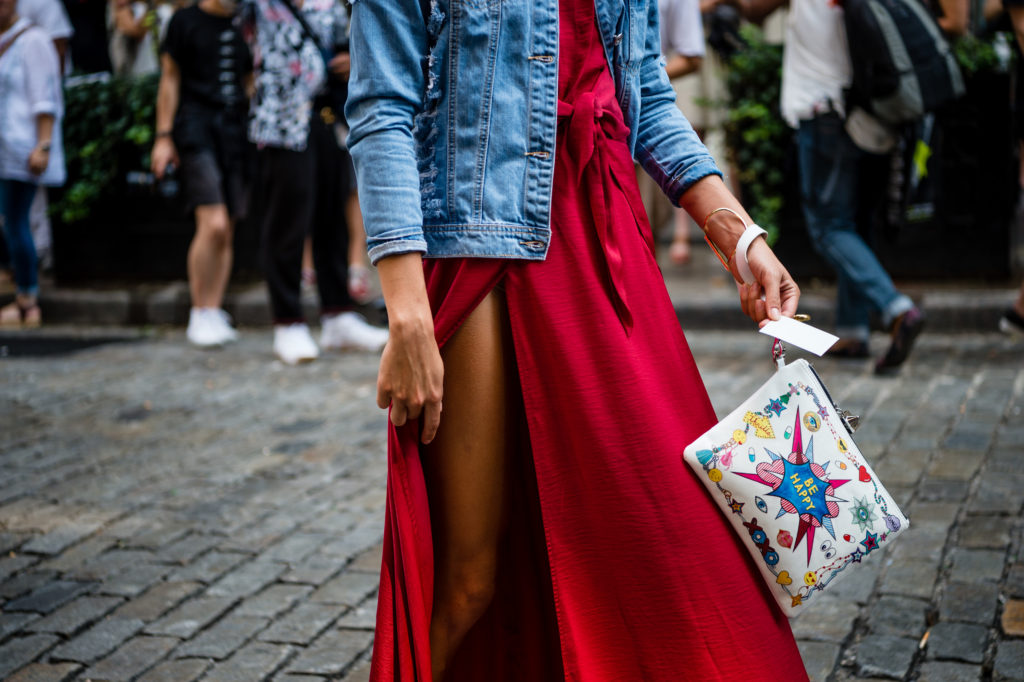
[421,400,442,444]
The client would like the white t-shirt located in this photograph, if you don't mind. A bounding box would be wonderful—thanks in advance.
[17,0,73,39]
[780,0,851,127]
[0,18,66,186]
[659,0,705,58]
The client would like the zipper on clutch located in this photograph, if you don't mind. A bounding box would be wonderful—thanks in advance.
[805,363,861,436]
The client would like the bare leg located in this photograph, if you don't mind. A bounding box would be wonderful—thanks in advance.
[422,289,511,681]
[347,192,367,270]
[188,204,233,308]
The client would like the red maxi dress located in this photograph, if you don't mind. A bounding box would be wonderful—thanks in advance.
[370,0,809,679]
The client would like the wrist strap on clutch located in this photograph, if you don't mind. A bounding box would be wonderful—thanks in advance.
[735,223,768,285]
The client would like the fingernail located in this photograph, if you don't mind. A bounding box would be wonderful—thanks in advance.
[770,307,780,320]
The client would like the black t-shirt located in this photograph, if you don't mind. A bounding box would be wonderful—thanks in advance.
[63,0,112,73]
[161,5,251,114]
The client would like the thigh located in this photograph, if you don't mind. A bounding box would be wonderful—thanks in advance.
[797,114,860,235]
[0,180,36,245]
[422,289,513,567]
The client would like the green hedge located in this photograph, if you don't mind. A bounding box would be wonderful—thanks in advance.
[54,74,159,224]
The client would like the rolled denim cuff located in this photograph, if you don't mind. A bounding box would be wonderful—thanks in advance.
[882,295,915,329]
[368,235,429,266]
[665,159,723,207]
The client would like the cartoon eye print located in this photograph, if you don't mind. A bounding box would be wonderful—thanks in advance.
[819,539,836,559]
[755,496,768,513]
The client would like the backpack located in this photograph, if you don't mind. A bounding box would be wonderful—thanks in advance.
[844,0,965,126]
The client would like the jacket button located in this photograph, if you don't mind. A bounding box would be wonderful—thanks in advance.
[613,33,623,45]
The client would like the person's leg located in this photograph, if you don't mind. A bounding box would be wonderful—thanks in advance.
[0,179,39,298]
[258,146,314,323]
[309,118,354,316]
[188,204,234,308]
[422,289,512,681]
[797,114,914,329]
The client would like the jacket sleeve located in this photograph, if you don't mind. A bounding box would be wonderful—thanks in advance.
[632,0,721,207]
[345,0,430,264]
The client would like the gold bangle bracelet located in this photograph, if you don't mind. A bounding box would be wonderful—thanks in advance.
[701,207,746,272]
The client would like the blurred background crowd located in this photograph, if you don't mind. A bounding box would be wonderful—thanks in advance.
[0,0,1022,362]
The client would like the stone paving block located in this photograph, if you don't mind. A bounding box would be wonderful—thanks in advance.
[49,617,144,663]
[70,549,158,582]
[879,558,939,599]
[309,571,378,606]
[157,534,220,565]
[958,515,1014,549]
[0,634,60,678]
[927,450,984,480]
[5,580,94,614]
[0,531,31,554]
[234,583,313,619]
[81,635,179,682]
[175,614,269,659]
[207,559,288,600]
[995,640,1024,681]
[942,426,994,453]
[135,658,209,682]
[37,537,118,574]
[4,662,82,682]
[906,501,961,527]
[873,453,928,487]
[939,582,1000,625]
[286,629,374,676]
[969,476,1024,515]
[891,522,953,564]
[340,657,371,682]
[917,660,983,682]
[797,640,840,682]
[1003,600,1024,636]
[100,563,174,598]
[126,524,191,551]
[20,521,104,556]
[276,675,328,682]
[1008,564,1024,599]
[855,634,919,679]
[0,555,37,583]
[0,570,59,599]
[0,612,40,640]
[828,558,883,605]
[26,595,123,634]
[348,544,383,574]
[259,602,346,645]
[281,554,348,585]
[867,596,929,638]
[948,548,1006,583]
[918,478,971,503]
[926,622,989,663]
[112,581,201,621]
[337,598,377,631]
[263,533,331,564]
[144,595,235,638]
[167,550,249,584]
[202,640,293,682]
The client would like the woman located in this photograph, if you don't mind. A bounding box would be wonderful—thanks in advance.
[0,0,65,328]
[347,0,806,679]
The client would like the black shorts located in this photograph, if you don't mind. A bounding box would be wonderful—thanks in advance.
[179,149,249,221]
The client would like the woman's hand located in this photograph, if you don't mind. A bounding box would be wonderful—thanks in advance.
[150,137,178,179]
[733,237,800,327]
[376,253,444,444]
[27,146,50,176]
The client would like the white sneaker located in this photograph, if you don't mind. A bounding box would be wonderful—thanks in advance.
[187,307,238,348]
[273,323,319,365]
[320,311,389,352]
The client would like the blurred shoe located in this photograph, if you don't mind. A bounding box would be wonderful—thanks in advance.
[274,323,319,365]
[0,301,40,328]
[320,311,388,352]
[999,308,1024,336]
[187,307,238,348]
[874,306,925,375]
[348,264,373,303]
[825,338,870,359]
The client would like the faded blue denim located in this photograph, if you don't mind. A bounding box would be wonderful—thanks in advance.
[797,113,913,340]
[346,0,721,264]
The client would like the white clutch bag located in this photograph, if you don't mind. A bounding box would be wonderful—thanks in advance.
[683,342,909,616]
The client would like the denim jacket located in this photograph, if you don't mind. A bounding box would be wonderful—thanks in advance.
[346,0,720,265]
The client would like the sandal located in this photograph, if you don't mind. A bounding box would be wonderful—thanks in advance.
[0,301,41,329]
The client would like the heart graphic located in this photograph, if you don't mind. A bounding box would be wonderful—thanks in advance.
[776,571,793,586]
[859,465,871,482]
[843,534,853,542]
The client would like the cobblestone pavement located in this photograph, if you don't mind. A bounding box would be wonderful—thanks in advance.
[1,328,1022,681]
